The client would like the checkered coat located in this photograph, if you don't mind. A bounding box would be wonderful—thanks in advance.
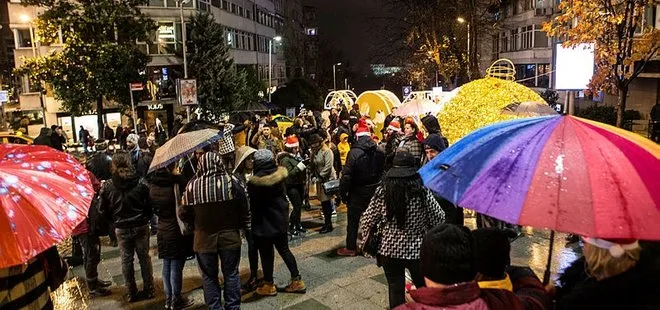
[218,123,236,155]
[359,185,445,260]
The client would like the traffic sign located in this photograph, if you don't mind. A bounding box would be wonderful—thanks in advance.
[402,86,412,99]
[130,83,143,91]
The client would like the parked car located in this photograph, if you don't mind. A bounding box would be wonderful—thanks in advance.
[0,133,34,145]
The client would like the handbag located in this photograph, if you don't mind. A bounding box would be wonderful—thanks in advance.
[360,222,382,258]
[322,179,340,196]
[174,183,194,236]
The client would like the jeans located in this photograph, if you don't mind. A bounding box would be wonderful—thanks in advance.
[380,256,425,309]
[287,184,304,227]
[77,233,101,288]
[244,230,259,279]
[254,234,300,282]
[162,258,186,299]
[346,202,368,251]
[197,250,241,310]
[116,226,154,295]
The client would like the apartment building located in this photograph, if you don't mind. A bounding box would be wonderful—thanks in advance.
[5,0,287,138]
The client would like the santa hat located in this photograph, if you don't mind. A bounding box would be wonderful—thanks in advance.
[582,237,640,258]
[285,135,300,148]
[355,118,371,137]
[387,120,402,132]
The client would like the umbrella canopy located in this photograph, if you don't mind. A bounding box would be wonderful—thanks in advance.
[178,120,222,135]
[502,101,558,117]
[419,115,660,240]
[0,144,94,269]
[394,98,441,117]
[149,129,223,173]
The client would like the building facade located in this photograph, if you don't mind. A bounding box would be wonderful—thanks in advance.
[5,0,286,138]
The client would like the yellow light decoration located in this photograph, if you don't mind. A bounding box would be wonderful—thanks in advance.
[438,77,546,144]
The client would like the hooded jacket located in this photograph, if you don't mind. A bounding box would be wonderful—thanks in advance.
[99,172,152,229]
[396,282,525,310]
[337,133,350,166]
[147,170,193,259]
[233,145,256,184]
[33,128,52,147]
[247,166,290,237]
[86,152,113,181]
[340,136,385,207]
[421,114,442,135]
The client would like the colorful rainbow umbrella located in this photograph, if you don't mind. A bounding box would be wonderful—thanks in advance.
[420,115,660,240]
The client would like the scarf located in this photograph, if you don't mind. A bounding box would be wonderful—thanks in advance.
[477,274,513,292]
[184,152,233,205]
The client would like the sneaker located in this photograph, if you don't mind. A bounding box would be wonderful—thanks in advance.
[284,277,306,294]
[336,248,357,257]
[331,210,337,217]
[171,295,194,309]
[90,287,111,297]
[255,282,277,296]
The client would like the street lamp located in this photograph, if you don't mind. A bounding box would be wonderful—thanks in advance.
[457,17,471,78]
[177,0,191,121]
[333,62,342,90]
[268,35,282,102]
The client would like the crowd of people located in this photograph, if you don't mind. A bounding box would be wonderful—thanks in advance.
[6,104,660,310]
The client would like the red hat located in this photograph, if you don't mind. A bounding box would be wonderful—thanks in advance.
[387,120,401,132]
[582,237,639,258]
[356,118,371,137]
[285,135,299,148]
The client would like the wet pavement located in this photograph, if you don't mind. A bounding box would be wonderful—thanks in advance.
[52,205,582,309]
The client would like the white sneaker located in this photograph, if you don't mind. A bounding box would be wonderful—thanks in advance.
[331,210,337,217]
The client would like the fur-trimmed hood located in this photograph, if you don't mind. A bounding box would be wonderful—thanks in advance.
[248,166,288,187]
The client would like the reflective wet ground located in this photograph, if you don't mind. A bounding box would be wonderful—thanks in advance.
[52,206,582,309]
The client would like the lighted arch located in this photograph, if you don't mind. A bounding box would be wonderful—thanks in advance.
[324,90,358,110]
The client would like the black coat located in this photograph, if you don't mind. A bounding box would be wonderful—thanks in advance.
[556,250,660,310]
[50,134,64,151]
[86,152,113,180]
[33,128,52,147]
[247,166,290,237]
[99,174,152,229]
[340,136,385,207]
[147,171,193,259]
[103,126,114,141]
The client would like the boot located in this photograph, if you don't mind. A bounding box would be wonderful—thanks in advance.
[284,276,306,293]
[319,203,333,234]
[171,295,194,309]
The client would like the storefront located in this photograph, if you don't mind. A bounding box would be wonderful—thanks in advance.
[56,110,121,143]
[136,101,175,136]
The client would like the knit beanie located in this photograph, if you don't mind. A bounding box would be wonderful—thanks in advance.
[253,149,276,174]
[127,133,139,145]
[472,228,513,279]
[420,224,476,285]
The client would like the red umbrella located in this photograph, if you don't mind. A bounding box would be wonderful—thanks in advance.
[0,144,93,269]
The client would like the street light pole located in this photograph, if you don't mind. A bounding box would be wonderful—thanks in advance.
[178,0,190,121]
[268,36,282,103]
[333,62,342,90]
[457,17,471,79]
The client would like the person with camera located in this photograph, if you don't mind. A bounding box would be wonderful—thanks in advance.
[251,123,282,156]
[278,135,310,236]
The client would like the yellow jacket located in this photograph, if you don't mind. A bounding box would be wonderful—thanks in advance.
[338,133,350,166]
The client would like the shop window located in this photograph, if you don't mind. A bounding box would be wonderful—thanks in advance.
[15,28,33,48]
[537,64,551,88]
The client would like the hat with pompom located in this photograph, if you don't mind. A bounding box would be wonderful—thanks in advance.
[285,135,300,148]
[582,237,640,258]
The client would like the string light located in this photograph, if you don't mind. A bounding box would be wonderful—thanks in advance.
[438,77,546,144]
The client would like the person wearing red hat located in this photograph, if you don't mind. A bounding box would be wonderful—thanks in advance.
[554,237,660,310]
[337,118,386,256]
[278,135,309,236]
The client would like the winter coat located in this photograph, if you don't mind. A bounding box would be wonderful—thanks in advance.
[359,186,444,260]
[33,128,52,147]
[337,134,350,166]
[103,126,114,141]
[136,151,153,178]
[340,136,385,207]
[332,124,352,145]
[396,281,525,310]
[252,134,282,155]
[147,170,193,259]
[555,250,660,310]
[50,134,64,151]
[99,173,152,229]
[311,146,337,202]
[398,135,424,166]
[278,153,306,186]
[86,152,113,181]
[421,114,442,135]
[247,166,290,237]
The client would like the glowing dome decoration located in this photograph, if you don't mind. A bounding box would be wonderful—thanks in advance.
[485,59,517,81]
[438,77,546,144]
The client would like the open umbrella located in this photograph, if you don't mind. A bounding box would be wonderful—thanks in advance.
[149,128,223,173]
[419,115,660,282]
[394,98,441,117]
[502,101,558,117]
[0,144,94,269]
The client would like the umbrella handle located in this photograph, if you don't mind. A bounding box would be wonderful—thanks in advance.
[543,230,555,285]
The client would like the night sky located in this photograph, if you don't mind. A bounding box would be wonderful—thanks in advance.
[305,0,382,73]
